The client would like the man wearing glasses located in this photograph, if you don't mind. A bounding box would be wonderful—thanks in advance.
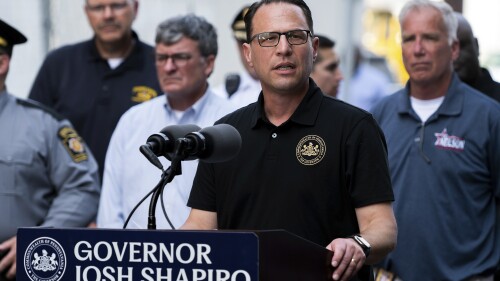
[28,0,161,181]
[181,1,397,280]
[96,14,235,230]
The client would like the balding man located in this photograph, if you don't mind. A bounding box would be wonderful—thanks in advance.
[453,12,500,102]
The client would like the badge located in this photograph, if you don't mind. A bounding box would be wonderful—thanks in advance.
[58,126,88,162]
[131,86,158,102]
[24,237,67,281]
[296,135,326,166]
[434,128,465,151]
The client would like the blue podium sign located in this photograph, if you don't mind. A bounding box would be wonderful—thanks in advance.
[18,228,258,281]
[18,228,333,281]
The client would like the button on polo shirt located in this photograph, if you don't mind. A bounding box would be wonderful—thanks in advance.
[189,80,394,247]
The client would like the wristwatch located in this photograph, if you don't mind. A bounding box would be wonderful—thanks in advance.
[349,235,371,257]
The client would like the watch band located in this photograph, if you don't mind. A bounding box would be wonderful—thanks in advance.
[348,235,371,257]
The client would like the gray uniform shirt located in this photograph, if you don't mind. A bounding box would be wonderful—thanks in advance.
[0,91,100,242]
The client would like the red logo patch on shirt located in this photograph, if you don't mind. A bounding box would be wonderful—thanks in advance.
[434,128,465,151]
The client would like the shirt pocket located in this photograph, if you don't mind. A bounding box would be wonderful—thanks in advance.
[0,147,34,195]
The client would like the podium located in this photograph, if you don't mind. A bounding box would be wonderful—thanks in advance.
[17,227,333,281]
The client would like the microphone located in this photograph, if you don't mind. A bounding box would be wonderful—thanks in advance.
[178,124,242,163]
[140,124,240,230]
[140,124,201,169]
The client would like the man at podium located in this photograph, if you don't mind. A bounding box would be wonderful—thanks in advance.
[182,0,398,280]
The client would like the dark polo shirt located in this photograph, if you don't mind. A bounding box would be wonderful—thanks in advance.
[469,67,500,103]
[29,32,162,179]
[188,79,394,280]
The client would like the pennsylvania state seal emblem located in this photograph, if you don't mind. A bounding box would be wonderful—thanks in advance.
[24,237,66,281]
[296,135,326,165]
[58,126,88,163]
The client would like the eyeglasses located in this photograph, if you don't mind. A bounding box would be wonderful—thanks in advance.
[249,30,312,47]
[86,2,129,14]
[155,53,192,67]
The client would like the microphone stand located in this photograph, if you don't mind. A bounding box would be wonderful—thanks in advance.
[147,139,188,230]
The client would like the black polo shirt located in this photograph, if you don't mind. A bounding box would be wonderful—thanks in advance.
[29,32,162,179]
[189,79,393,245]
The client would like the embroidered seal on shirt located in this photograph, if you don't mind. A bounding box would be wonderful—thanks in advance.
[58,126,88,162]
[24,237,67,281]
[131,86,158,102]
[296,135,326,165]
[434,128,465,151]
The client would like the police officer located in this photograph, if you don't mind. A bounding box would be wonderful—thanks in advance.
[0,19,100,280]
[212,5,261,108]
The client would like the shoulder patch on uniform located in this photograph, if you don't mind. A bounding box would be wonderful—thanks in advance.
[131,86,158,102]
[58,126,88,162]
[16,98,65,121]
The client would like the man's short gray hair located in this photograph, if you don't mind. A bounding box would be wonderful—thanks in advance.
[155,14,218,57]
[399,0,458,45]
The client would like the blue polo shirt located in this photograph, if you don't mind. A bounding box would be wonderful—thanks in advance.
[29,32,162,179]
[372,74,500,280]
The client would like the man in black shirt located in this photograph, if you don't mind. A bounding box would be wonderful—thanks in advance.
[182,1,397,280]
[454,12,500,102]
[29,0,161,179]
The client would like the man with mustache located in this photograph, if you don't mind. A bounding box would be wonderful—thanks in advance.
[28,0,161,181]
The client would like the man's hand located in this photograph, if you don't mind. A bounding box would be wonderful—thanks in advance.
[0,236,17,280]
[327,237,365,281]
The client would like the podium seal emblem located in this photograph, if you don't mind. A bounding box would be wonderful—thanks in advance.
[24,237,66,281]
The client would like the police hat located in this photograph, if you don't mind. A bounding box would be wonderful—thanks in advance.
[231,6,250,43]
[0,19,27,56]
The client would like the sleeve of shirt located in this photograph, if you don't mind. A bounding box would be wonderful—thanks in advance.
[96,117,127,228]
[41,119,101,227]
[345,114,394,207]
[187,161,217,212]
[491,112,500,199]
